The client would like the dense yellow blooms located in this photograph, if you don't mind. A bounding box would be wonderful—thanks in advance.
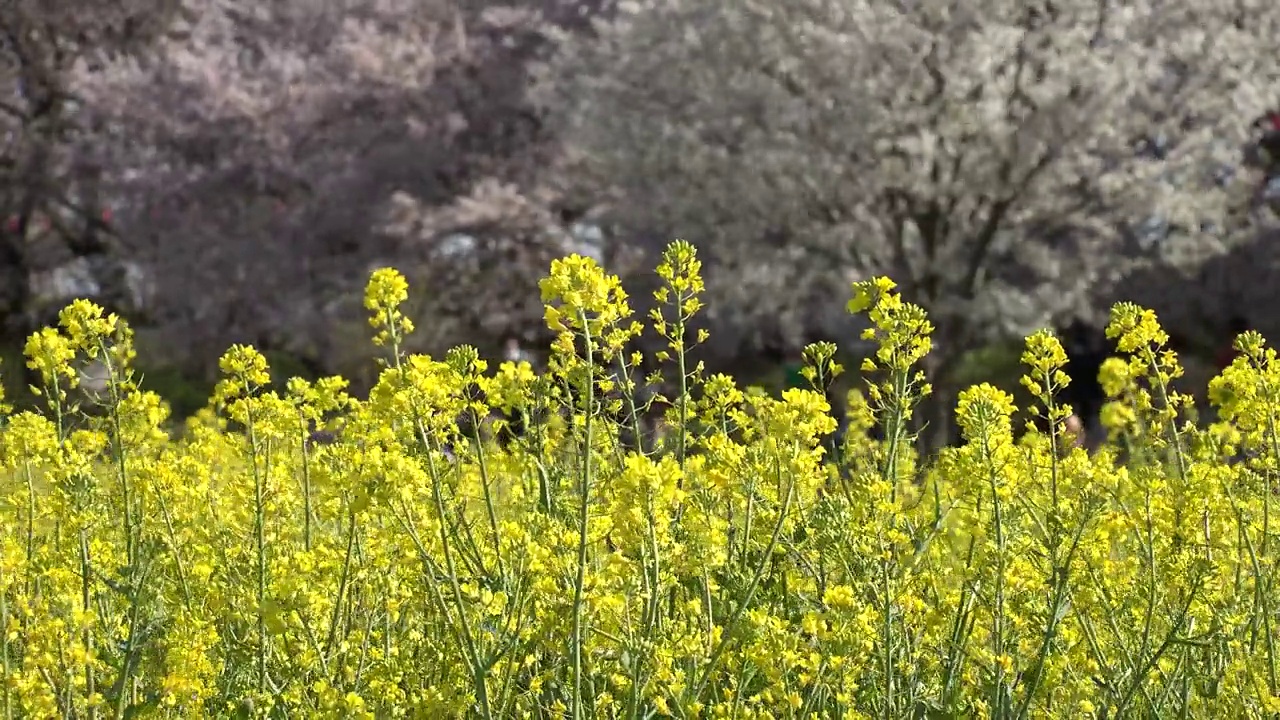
[3,246,1280,718]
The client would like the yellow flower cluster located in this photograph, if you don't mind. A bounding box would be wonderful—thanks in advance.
[4,247,1280,718]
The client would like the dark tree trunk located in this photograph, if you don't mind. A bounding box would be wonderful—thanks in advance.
[914,351,959,454]
[0,225,34,340]
[0,231,41,404]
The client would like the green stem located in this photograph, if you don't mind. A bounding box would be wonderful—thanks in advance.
[878,367,911,720]
[1,560,11,720]
[1013,519,1090,720]
[1113,576,1201,716]
[245,394,268,696]
[1239,505,1277,694]
[101,346,134,569]
[570,313,595,720]
[112,564,149,720]
[79,527,96,720]
[422,437,493,719]
[300,419,314,553]
[385,324,493,720]
[880,552,894,720]
[687,445,797,705]
[883,370,910,502]
[675,313,689,474]
[23,462,36,591]
[986,430,1008,718]
[324,508,358,661]
[155,491,193,612]
[1262,377,1279,559]
[1044,370,1061,529]
[471,418,505,579]
[617,355,647,457]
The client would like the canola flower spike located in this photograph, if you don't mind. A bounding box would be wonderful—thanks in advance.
[4,252,1280,718]
[366,267,416,352]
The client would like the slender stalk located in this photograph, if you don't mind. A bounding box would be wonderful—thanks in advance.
[112,564,149,720]
[985,430,1009,719]
[385,312,493,719]
[79,527,96,720]
[616,355,647,457]
[393,498,469,686]
[1,561,12,719]
[100,343,134,568]
[883,370,910,503]
[1239,507,1277,693]
[1044,369,1061,526]
[940,535,978,708]
[422,435,493,719]
[674,312,689,473]
[23,462,36,590]
[1113,577,1201,716]
[470,419,505,579]
[300,417,314,552]
[570,313,595,720]
[99,341,150,719]
[879,551,894,720]
[1013,520,1090,720]
[244,394,268,695]
[1260,374,1280,690]
[151,474,195,612]
[1263,385,1278,558]
[687,446,798,705]
[878,367,911,720]
[324,508,358,659]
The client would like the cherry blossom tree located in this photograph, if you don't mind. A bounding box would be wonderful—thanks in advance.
[0,0,183,336]
[1,0,601,388]
[87,0,563,370]
[539,0,1280,381]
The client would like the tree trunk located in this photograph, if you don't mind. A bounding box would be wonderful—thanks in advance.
[0,226,33,340]
[914,350,959,454]
[923,379,956,452]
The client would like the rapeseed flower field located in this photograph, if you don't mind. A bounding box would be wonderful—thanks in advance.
[4,241,1280,718]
